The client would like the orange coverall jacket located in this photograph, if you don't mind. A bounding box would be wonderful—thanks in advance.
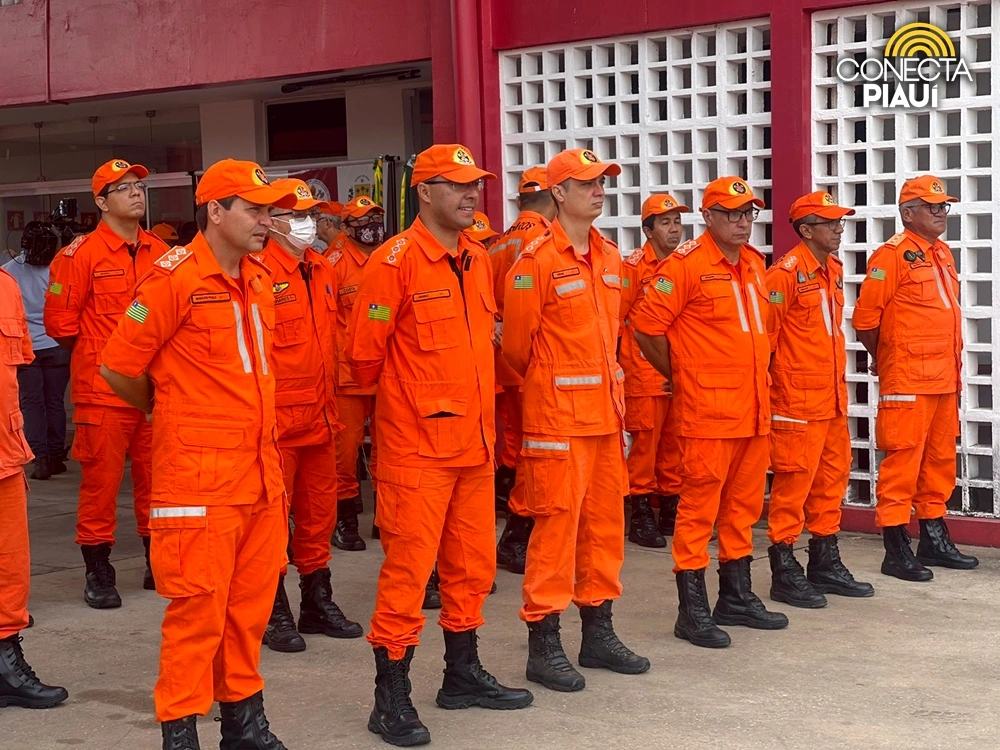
[630,232,771,438]
[851,228,962,395]
[347,217,497,468]
[327,233,377,396]
[260,241,339,445]
[619,242,670,399]
[44,221,167,406]
[0,268,34,478]
[101,234,285,506]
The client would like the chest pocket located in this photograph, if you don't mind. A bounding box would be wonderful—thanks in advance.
[273,301,309,347]
[413,297,459,351]
[701,282,738,324]
[93,273,131,316]
[0,318,27,366]
[339,286,358,310]
[190,303,237,363]
[899,266,938,303]
[554,278,593,328]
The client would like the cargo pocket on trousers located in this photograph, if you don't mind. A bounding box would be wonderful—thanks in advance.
[149,507,215,599]
[769,417,809,472]
[875,398,920,451]
[521,437,571,516]
[70,405,105,463]
[372,465,422,535]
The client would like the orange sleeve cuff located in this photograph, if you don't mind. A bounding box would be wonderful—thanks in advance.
[350,362,382,388]
[850,307,881,331]
[101,332,152,378]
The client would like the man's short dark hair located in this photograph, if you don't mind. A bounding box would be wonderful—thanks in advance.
[791,217,810,238]
[641,215,657,231]
[518,190,553,212]
[195,196,237,232]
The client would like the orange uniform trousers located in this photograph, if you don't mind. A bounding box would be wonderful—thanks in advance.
[875,392,957,528]
[496,387,523,471]
[72,404,152,545]
[673,435,769,572]
[151,493,286,722]
[767,417,850,545]
[625,395,682,497]
[280,440,338,576]
[0,472,30,639]
[520,433,625,622]
[335,394,378,501]
[368,462,495,660]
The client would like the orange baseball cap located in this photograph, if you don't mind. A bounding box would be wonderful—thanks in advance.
[467,212,499,242]
[412,144,496,186]
[92,159,149,196]
[270,178,328,211]
[899,175,957,205]
[701,176,765,211]
[547,149,621,186]
[195,159,297,209]
[151,223,179,241]
[788,191,855,223]
[518,166,549,193]
[320,201,344,217]
[641,194,691,222]
[341,195,385,221]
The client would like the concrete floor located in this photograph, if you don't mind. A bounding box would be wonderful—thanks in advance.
[5,463,1000,750]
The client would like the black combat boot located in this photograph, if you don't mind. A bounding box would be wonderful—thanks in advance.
[713,557,789,630]
[49,453,68,476]
[142,536,155,591]
[262,575,305,653]
[497,513,532,574]
[436,630,533,710]
[658,494,679,536]
[369,646,431,747]
[768,543,827,608]
[219,691,286,749]
[298,568,363,638]
[880,525,933,581]
[673,569,730,648]
[807,534,875,597]
[494,464,516,514]
[0,634,69,708]
[916,518,979,570]
[628,495,666,548]
[29,456,51,481]
[372,491,381,540]
[161,716,200,749]
[81,543,121,609]
[333,498,367,551]
[578,601,650,674]
[525,614,585,692]
[422,567,441,610]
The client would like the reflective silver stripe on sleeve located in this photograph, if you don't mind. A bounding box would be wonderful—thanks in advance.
[250,303,269,376]
[818,288,834,336]
[151,506,207,519]
[555,280,587,296]
[931,267,952,309]
[747,283,765,334]
[879,394,917,403]
[523,439,570,452]
[731,281,750,332]
[554,375,603,386]
[772,414,808,424]
[602,274,620,285]
[232,301,252,374]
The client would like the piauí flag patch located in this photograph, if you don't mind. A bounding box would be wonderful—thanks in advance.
[367,303,391,321]
[769,291,785,304]
[513,275,533,289]
[48,282,63,295]
[870,268,886,281]
[125,300,149,324]
[654,278,674,295]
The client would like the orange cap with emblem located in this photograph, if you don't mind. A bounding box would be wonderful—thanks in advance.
[412,144,496,186]
[467,212,499,242]
[195,159,297,209]
[341,195,385,221]
[271,178,326,211]
[92,159,150,196]
[898,175,957,205]
[788,191,856,223]
[547,149,621,186]
[641,194,690,222]
[701,176,765,211]
[151,223,179,242]
[518,166,549,194]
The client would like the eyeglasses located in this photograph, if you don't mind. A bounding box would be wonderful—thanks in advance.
[710,207,759,223]
[346,215,381,228]
[922,202,951,216]
[802,218,847,229]
[106,181,147,195]
[424,178,485,192]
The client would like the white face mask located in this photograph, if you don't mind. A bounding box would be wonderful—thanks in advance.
[274,216,317,251]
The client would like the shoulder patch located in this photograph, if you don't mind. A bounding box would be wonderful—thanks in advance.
[153,245,194,273]
[625,248,645,267]
[328,251,343,266]
[885,233,906,247]
[61,234,88,258]
[520,231,550,258]
[383,236,410,265]
[778,254,798,272]
[672,239,700,258]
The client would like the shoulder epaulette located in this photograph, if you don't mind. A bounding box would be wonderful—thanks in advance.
[742,243,767,261]
[153,245,194,273]
[828,253,844,267]
[247,253,272,274]
[382,236,410,266]
[625,248,645,267]
[777,253,798,272]
[60,234,89,258]
[328,251,343,266]
[672,239,700,258]
[885,233,906,247]
[602,237,619,253]
[520,231,550,258]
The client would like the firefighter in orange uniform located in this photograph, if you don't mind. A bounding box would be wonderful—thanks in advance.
[632,176,787,650]
[44,159,168,608]
[620,194,689,548]
[503,149,649,693]
[491,167,555,575]
[0,268,68,710]
[100,159,296,749]
[852,175,977,581]
[329,195,386,549]
[259,179,362,654]
[765,192,874,607]
[349,144,532,747]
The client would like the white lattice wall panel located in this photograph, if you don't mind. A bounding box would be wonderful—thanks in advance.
[812,0,1000,516]
[500,20,773,256]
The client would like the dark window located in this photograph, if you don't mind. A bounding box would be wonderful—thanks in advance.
[267,98,347,162]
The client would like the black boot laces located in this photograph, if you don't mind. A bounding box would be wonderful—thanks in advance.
[738,563,768,614]
[339,511,360,534]
[634,506,661,540]
[313,570,350,622]
[589,616,635,660]
[93,556,116,590]
[6,637,41,685]
[538,631,577,674]
[933,521,960,555]
[270,587,297,634]
[780,548,814,592]
[686,578,717,627]
[387,660,418,716]
[822,539,858,581]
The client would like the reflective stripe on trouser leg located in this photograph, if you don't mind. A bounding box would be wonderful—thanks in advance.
[282,440,339,576]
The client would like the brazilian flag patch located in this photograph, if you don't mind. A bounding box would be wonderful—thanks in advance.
[654,278,674,295]
[367,303,391,322]
[125,300,149,324]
